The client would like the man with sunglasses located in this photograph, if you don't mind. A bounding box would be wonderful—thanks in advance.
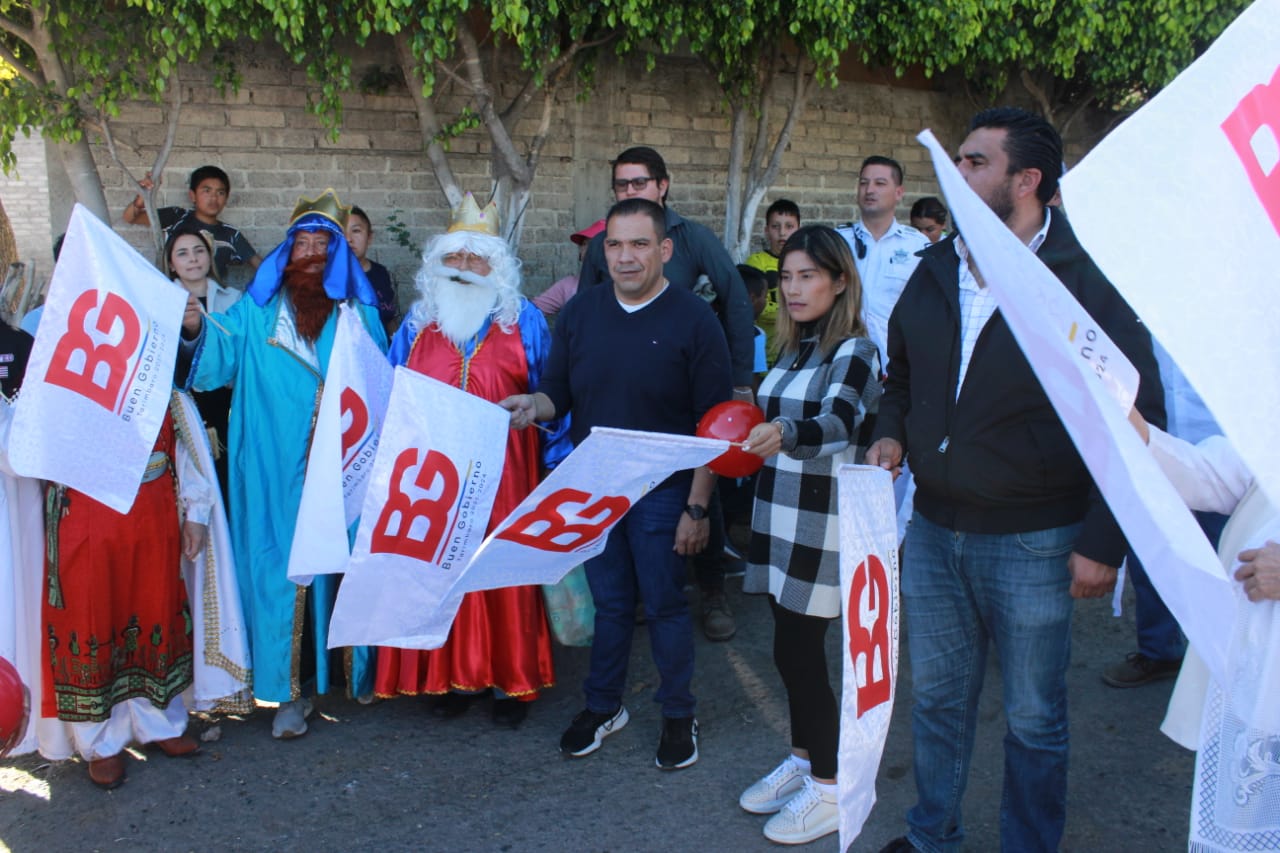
[836,156,930,368]
[578,146,754,643]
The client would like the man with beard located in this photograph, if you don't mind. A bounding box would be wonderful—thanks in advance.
[179,189,387,739]
[867,108,1165,853]
[373,195,559,728]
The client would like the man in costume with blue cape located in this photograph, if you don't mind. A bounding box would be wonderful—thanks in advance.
[373,194,569,728]
[178,189,388,738]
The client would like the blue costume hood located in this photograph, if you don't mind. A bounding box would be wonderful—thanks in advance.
[246,213,378,307]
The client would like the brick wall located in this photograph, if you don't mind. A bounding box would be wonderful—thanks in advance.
[23,40,1007,300]
[0,134,56,279]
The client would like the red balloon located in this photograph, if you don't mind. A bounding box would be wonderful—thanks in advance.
[697,400,766,478]
[0,655,29,759]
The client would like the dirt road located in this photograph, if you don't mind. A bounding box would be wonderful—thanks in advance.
[1,580,1191,852]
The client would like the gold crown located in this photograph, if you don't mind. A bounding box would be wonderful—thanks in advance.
[448,192,501,236]
[289,188,350,229]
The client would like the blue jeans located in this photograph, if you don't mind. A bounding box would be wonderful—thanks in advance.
[583,485,695,718]
[1130,510,1228,661]
[902,513,1078,853]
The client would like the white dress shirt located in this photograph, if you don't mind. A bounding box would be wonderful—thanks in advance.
[836,219,929,371]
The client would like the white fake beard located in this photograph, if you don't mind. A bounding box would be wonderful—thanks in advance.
[430,266,500,345]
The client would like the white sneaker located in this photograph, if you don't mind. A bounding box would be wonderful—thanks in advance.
[272,698,314,739]
[763,776,839,845]
[740,756,808,814]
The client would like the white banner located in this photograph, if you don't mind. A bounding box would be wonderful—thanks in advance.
[328,426,727,650]
[0,396,46,757]
[464,427,726,587]
[8,205,188,513]
[173,392,253,714]
[918,130,1236,684]
[836,465,900,850]
[1060,0,1280,511]
[327,367,509,648]
[287,305,394,584]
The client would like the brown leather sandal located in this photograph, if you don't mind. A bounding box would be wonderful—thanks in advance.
[154,734,201,758]
[88,754,126,789]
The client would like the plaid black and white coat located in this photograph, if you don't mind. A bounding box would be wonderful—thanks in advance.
[744,335,881,618]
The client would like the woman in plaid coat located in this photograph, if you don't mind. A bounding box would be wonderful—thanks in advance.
[737,225,882,845]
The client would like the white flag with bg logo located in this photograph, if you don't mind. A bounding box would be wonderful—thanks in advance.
[837,464,900,849]
[287,305,394,584]
[8,205,187,513]
[327,367,507,648]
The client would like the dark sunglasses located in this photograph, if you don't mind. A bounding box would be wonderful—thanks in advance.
[854,235,867,260]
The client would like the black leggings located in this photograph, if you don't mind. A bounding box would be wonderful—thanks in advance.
[771,598,839,779]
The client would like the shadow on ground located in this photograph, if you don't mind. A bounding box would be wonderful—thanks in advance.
[1,577,1190,852]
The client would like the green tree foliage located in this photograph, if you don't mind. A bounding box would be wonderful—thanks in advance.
[2,0,1250,242]
[680,1,861,259]
[274,1,680,247]
[696,0,1250,257]
[863,0,1252,131]
[0,0,247,221]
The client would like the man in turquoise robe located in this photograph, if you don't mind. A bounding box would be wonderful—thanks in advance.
[179,191,387,738]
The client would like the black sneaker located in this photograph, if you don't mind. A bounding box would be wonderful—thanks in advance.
[655,716,699,770]
[560,706,629,757]
[1102,652,1183,688]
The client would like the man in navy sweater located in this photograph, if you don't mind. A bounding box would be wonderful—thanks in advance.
[578,146,753,642]
[501,198,732,771]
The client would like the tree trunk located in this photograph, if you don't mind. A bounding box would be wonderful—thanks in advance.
[0,195,18,267]
[401,21,584,250]
[52,136,109,223]
[727,61,814,262]
[25,5,109,222]
[722,101,747,257]
[501,180,532,248]
[395,32,463,209]
[735,182,771,262]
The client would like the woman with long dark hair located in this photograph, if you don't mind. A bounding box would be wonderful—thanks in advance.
[164,227,240,509]
[738,225,882,845]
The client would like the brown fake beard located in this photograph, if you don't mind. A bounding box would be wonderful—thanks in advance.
[283,260,337,343]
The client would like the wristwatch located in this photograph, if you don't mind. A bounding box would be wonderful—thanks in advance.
[684,503,709,521]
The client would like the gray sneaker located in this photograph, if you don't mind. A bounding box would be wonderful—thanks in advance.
[702,590,736,641]
[763,777,839,844]
[740,756,807,814]
[272,698,313,739]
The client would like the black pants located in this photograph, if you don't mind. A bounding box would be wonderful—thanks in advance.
[771,598,838,779]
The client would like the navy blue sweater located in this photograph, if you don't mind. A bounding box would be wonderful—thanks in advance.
[539,282,733,481]
[578,206,754,387]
